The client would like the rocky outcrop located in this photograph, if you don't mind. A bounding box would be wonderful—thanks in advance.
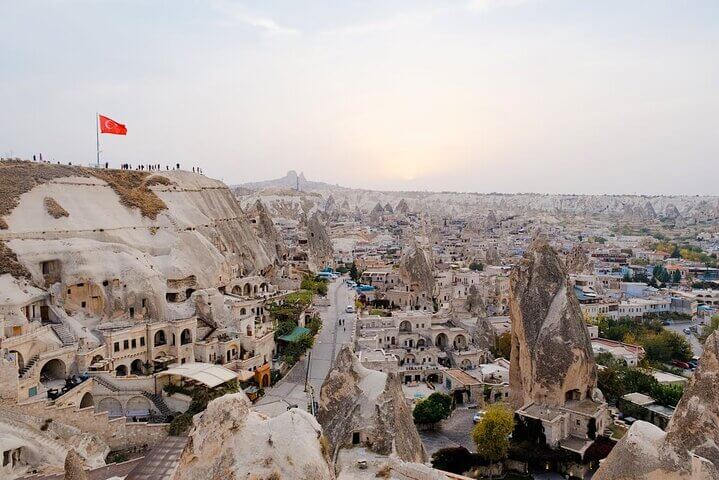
[594,332,719,480]
[395,198,409,214]
[565,245,592,274]
[317,346,425,463]
[307,212,334,270]
[665,203,681,219]
[471,316,496,352]
[508,237,597,408]
[253,199,287,263]
[63,450,89,480]
[484,245,501,266]
[173,392,334,480]
[398,245,435,300]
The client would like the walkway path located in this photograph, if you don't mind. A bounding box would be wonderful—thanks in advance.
[255,279,355,417]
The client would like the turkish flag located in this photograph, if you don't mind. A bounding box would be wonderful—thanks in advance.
[99,115,127,135]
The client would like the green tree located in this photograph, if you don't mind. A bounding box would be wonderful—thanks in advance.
[700,315,719,342]
[469,261,484,272]
[413,392,453,424]
[494,332,512,360]
[671,269,682,284]
[349,262,360,282]
[472,404,514,480]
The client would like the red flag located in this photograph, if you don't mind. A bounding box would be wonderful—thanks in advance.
[99,115,127,135]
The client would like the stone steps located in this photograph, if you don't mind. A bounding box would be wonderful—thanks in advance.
[50,323,75,346]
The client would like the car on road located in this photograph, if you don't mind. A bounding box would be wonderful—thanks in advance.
[345,305,355,313]
[472,411,485,424]
[683,328,692,334]
[672,360,691,369]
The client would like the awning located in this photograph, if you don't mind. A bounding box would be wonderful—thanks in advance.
[278,326,311,343]
[154,355,176,364]
[156,362,238,388]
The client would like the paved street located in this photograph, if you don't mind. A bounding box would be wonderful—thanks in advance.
[255,278,355,417]
[664,319,704,357]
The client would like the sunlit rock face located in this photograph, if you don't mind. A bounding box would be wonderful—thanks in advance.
[594,332,719,480]
[173,392,335,480]
[508,236,597,408]
[398,245,435,301]
[306,211,334,270]
[317,346,426,463]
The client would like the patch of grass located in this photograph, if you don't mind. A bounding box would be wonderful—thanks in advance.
[0,159,170,219]
[43,197,69,218]
[0,241,31,278]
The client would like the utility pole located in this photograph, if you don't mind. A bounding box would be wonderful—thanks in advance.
[95,112,101,167]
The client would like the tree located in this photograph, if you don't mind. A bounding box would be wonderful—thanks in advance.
[494,332,511,360]
[413,392,453,425]
[700,315,719,342]
[671,269,682,284]
[469,261,484,272]
[472,404,514,480]
[349,262,360,282]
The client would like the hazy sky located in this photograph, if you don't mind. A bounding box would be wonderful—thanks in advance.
[1,0,717,194]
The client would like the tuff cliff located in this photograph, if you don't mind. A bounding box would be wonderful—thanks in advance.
[306,212,334,270]
[398,245,435,301]
[317,346,425,463]
[594,332,719,480]
[0,161,276,329]
[172,392,334,480]
[508,237,597,408]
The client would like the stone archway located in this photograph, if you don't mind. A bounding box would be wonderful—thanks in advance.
[435,333,449,348]
[40,358,66,382]
[115,364,128,377]
[97,397,123,417]
[180,329,192,345]
[399,320,412,333]
[126,396,153,417]
[453,334,468,349]
[130,359,145,376]
[154,330,167,346]
[80,392,94,408]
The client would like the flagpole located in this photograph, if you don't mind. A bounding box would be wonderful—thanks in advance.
[95,112,100,167]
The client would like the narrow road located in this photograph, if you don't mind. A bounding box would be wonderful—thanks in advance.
[254,278,355,417]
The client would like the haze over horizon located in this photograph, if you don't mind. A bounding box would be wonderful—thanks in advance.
[1,0,718,195]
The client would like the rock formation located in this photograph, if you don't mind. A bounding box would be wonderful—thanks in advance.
[484,245,501,266]
[643,200,657,219]
[172,392,334,480]
[253,199,287,263]
[665,203,681,219]
[0,163,277,319]
[395,198,409,214]
[306,212,334,270]
[594,332,719,480]
[63,450,88,480]
[398,245,435,301]
[471,316,496,352]
[508,237,597,408]
[565,245,592,274]
[317,346,425,463]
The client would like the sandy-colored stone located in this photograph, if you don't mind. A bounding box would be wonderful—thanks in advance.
[508,236,597,408]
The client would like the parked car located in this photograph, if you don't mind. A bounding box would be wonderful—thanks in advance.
[672,360,691,369]
[345,305,355,313]
[683,328,692,335]
[472,411,485,424]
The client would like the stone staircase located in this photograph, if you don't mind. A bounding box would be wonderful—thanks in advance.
[19,354,40,378]
[91,374,120,392]
[50,323,75,346]
[142,391,173,421]
[92,374,174,422]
